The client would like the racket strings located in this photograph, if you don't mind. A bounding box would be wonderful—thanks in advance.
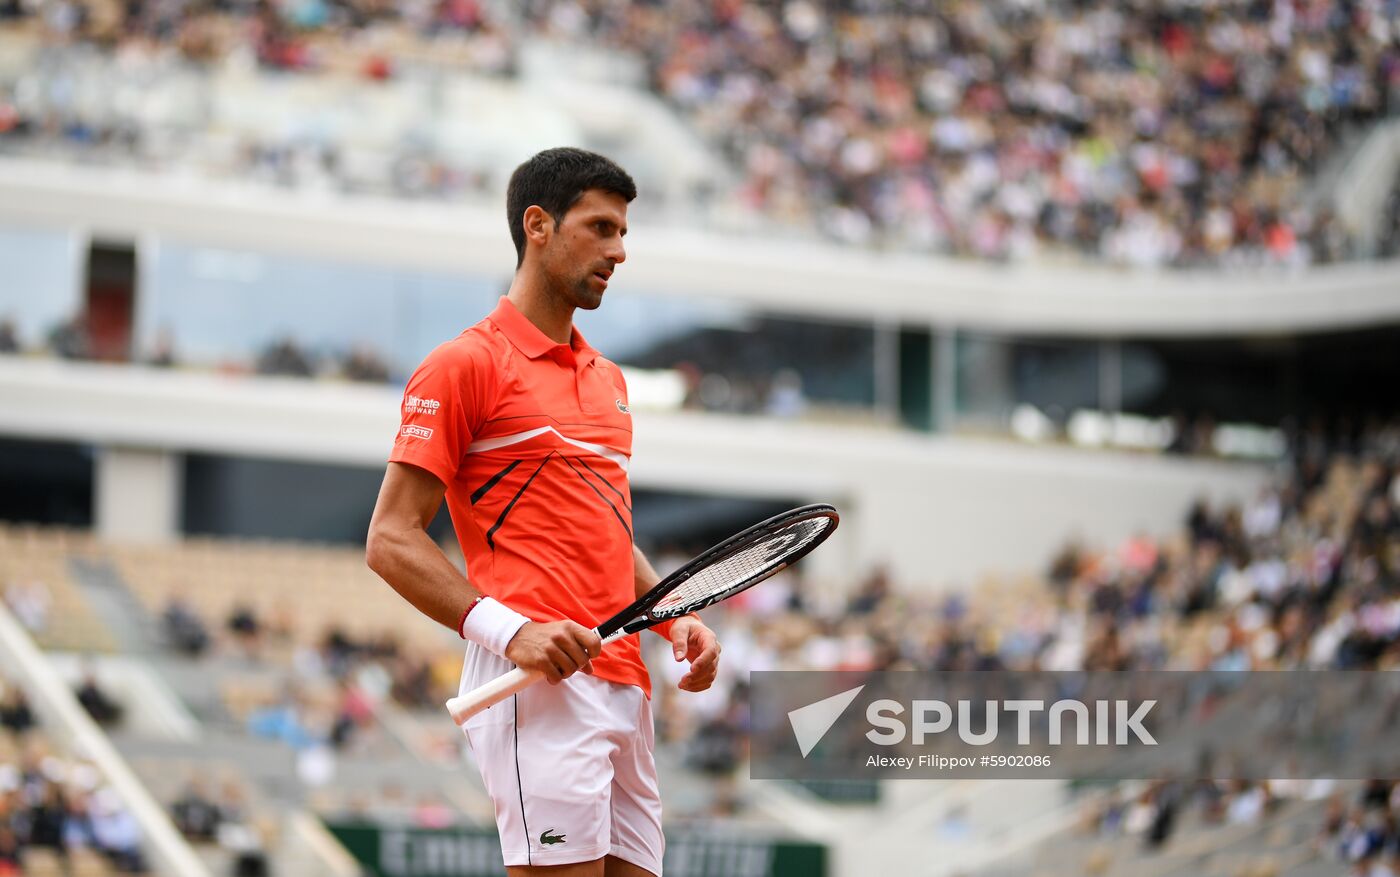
[651,516,834,616]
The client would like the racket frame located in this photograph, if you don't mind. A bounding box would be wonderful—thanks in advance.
[597,502,839,638]
[445,503,838,725]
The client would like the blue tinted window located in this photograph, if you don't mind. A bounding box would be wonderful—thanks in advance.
[0,227,80,344]
[143,244,502,379]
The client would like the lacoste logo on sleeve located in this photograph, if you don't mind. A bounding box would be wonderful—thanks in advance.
[401,425,434,440]
[615,399,630,414]
[540,829,566,845]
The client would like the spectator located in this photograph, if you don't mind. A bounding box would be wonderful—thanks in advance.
[255,338,314,378]
[846,566,891,616]
[46,315,90,360]
[683,682,749,776]
[319,626,358,678]
[764,368,807,418]
[328,677,374,751]
[0,826,19,876]
[161,593,209,657]
[0,318,18,354]
[76,672,123,728]
[171,778,222,842]
[388,655,433,708]
[89,789,147,873]
[342,344,390,383]
[146,328,177,368]
[4,578,49,634]
[227,604,263,659]
[26,784,66,850]
[412,795,454,829]
[247,686,316,749]
[0,684,34,735]
[61,793,99,853]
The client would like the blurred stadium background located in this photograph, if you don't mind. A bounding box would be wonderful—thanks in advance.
[0,0,1398,875]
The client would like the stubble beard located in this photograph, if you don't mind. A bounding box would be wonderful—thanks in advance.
[560,269,603,311]
[574,280,604,311]
[542,250,603,312]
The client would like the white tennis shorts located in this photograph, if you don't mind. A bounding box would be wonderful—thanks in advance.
[458,642,665,873]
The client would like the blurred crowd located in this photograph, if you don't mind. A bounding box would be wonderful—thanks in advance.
[0,0,512,75]
[253,336,390,382]
[0,0,515,201]
[0,677,147,874]
[0,314,395,383]
[159,590,463,830]
[3,0,1399,266]
[530,0,1400,267]
[159,590,455,727]
[648,416,1400,845]
[1322,779,1400,877]
[169,776,269,877]
[1,417,1396,863]
[1079,776,1400,876]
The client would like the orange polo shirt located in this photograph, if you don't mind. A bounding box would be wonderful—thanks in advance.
[389,298,654,694]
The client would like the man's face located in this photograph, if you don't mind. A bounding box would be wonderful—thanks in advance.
[537,189,629,311]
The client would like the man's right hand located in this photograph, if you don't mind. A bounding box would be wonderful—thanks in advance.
[504,621,602,684]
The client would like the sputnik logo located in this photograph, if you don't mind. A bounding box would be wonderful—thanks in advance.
[787,685,865,758]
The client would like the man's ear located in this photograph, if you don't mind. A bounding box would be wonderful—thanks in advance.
[522,205,552,250]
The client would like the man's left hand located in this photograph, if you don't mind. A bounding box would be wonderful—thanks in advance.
[668,615,721,692]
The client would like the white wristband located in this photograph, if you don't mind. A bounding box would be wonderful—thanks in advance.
[459,597,532,658]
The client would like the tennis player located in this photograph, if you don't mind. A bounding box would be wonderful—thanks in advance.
[366,147,720,876]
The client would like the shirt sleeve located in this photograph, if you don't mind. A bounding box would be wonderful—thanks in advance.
[388,341,489,487]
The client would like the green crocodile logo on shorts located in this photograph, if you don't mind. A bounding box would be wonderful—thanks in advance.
[540,829,566,845]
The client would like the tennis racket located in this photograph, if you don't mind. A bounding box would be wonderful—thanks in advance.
[445,503,839,725]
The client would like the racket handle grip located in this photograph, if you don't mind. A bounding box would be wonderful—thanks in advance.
[445,666,542,725]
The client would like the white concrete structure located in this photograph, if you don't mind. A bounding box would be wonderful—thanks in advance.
[1,158,1398,338]
[0,358,1268,586]
[94,447,183,544]
[5,157,1356,586]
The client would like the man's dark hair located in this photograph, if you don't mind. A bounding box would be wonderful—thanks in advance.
[507,147,637,268]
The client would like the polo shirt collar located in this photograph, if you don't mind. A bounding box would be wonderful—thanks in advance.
[489,297,599,366]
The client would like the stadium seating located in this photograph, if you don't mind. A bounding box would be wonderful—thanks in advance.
[640,417,1397,868]
[107,536,453,657]
[0,678,149,875]
[0,428,1394,871]
[0,525,116,653]
[2,0,1396,267]
[3,2,1396,873]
